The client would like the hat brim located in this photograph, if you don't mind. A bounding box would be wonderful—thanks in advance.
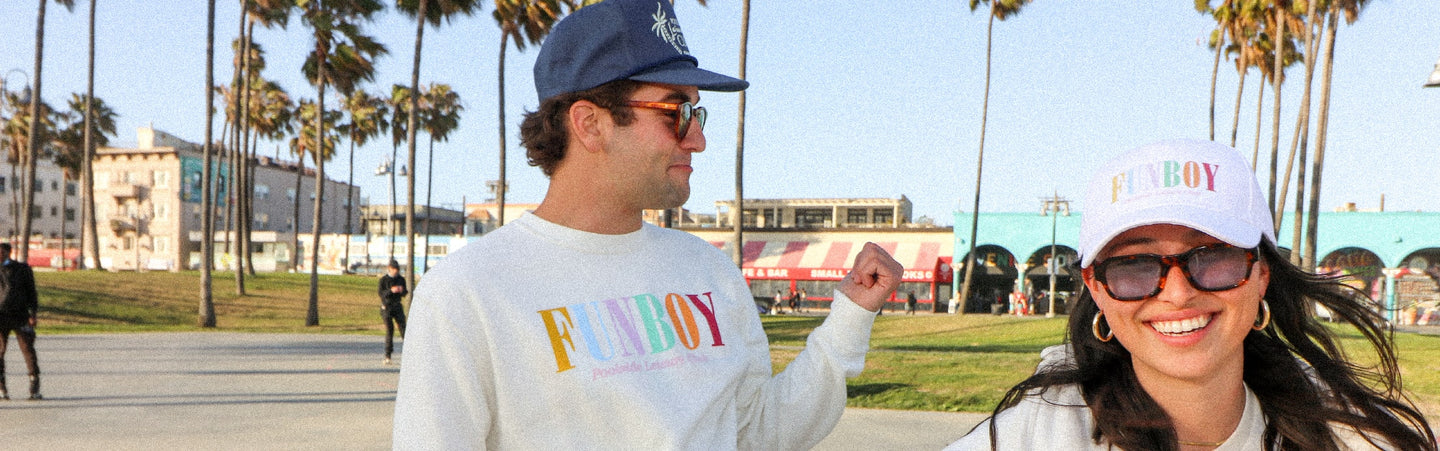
[628,59,749,92]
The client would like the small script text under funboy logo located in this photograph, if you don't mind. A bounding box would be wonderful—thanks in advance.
[1111,160,1220,203]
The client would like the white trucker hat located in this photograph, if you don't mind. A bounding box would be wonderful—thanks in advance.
[1078,139,1275,268]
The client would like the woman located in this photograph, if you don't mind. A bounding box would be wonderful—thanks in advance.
[949,140,1434,450]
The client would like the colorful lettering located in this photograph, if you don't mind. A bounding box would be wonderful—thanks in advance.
[604,297,646,358]
[686,293,725,347]
[538,307,578,373]
[666,293,701,350]
[633,294,677,354]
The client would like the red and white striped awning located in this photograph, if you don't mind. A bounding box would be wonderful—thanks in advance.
[710,240,951,283]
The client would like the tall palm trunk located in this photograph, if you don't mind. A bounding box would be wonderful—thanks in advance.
[307,80,325,327]
[1265,3,1286,227]
[59,172,67,269]
[345,138,355,272]
[292,150,302,274]
[404,0,429,291]
[423,135,433,272]
[1208,33,1222,141]
[496,32,508,230]
[1304,10,1339,272]
[959,7,997,313]
[732,0,749,266]
[388,140,397,261]
[82,0,101,270]
[21,0,49,263]
[1229,53,1247,148]
[234,14,254,295]
[199,0,217,328]
[1251,81,1265,172]
[1281,1,1321,265]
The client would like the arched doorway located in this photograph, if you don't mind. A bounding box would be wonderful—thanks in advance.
[959,245,1018,313]
[1318,247,1386,305]
[1024,245,1080,315]
[1395,249,1440,324]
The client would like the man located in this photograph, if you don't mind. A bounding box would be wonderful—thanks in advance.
[392,0,903,448]
[0,243,39,400]
[377,260,407,365]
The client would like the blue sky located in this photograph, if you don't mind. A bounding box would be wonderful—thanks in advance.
[2,1,1438,225]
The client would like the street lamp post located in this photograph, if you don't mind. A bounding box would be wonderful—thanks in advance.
[1043,192,1070,318]
[374,159,407,263]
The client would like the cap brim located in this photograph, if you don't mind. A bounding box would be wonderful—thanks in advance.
[628,60,749,92]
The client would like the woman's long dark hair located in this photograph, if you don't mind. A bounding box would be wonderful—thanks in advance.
[986,241,1436,450]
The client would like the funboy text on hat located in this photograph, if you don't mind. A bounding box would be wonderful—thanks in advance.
[1110,159,1222,204]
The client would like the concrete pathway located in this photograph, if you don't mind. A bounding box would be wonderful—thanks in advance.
[0,332,986,450]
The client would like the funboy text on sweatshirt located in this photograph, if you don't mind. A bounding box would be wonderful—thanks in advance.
[1111,159,1220,203]
[538,291,727,376]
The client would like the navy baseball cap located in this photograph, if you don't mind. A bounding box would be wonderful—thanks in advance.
[534,0,749,101]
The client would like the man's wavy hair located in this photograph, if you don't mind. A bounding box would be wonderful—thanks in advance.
[519,80,641,177]
[984,240,1435,450]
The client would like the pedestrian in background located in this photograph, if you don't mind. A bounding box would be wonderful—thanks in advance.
[377,260,407,365]
[0,242,40,400]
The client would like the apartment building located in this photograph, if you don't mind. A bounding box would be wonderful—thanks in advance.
[94,127,359,271]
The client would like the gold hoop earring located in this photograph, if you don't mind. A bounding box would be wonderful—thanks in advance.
[1092,311,1113,342]
[1253,300,1271,331]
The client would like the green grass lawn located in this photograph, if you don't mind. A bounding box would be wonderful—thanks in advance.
[26,270,1440,416]
[34,270,384,333]
[763,314,1440,417]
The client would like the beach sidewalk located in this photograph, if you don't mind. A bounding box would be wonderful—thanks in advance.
[0,332,984,449]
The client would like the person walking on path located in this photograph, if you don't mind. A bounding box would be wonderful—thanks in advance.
[377,260,407,365]
[391,1,904,448]
[0,242,40,400]
[905,292,917,315]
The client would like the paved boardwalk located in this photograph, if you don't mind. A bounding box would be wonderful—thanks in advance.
[0,332,986,450]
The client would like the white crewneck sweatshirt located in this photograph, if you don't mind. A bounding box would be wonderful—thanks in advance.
[393,213,877,450]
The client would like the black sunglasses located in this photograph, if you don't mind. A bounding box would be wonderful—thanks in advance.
[624,100,706,140]
[1091,244,1258,301]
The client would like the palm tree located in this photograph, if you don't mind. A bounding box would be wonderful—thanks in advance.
[1261,0,1303,223]
[246,79,294,274]
[237,0,296,281]
[20,0,77,263]
[200,0,218,328]
[1278,0,1322,265]
[2,94,59,243]
[733,0,749,267]
[1198,0,1235,141]
[338,89,388,271]
[61,94,115,270]
[224,35,267,290]
[2,95,59,250]
[80,0,101,270]
[395,0,477,289]
[298,0,387,326]
[287,98,338,271]
[1225,0,1264,150]
[1305,0,1366,270]
[419,83,460,272]
[957,0,1032,314]
[385,83,414,262]
[492,0,566,232]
